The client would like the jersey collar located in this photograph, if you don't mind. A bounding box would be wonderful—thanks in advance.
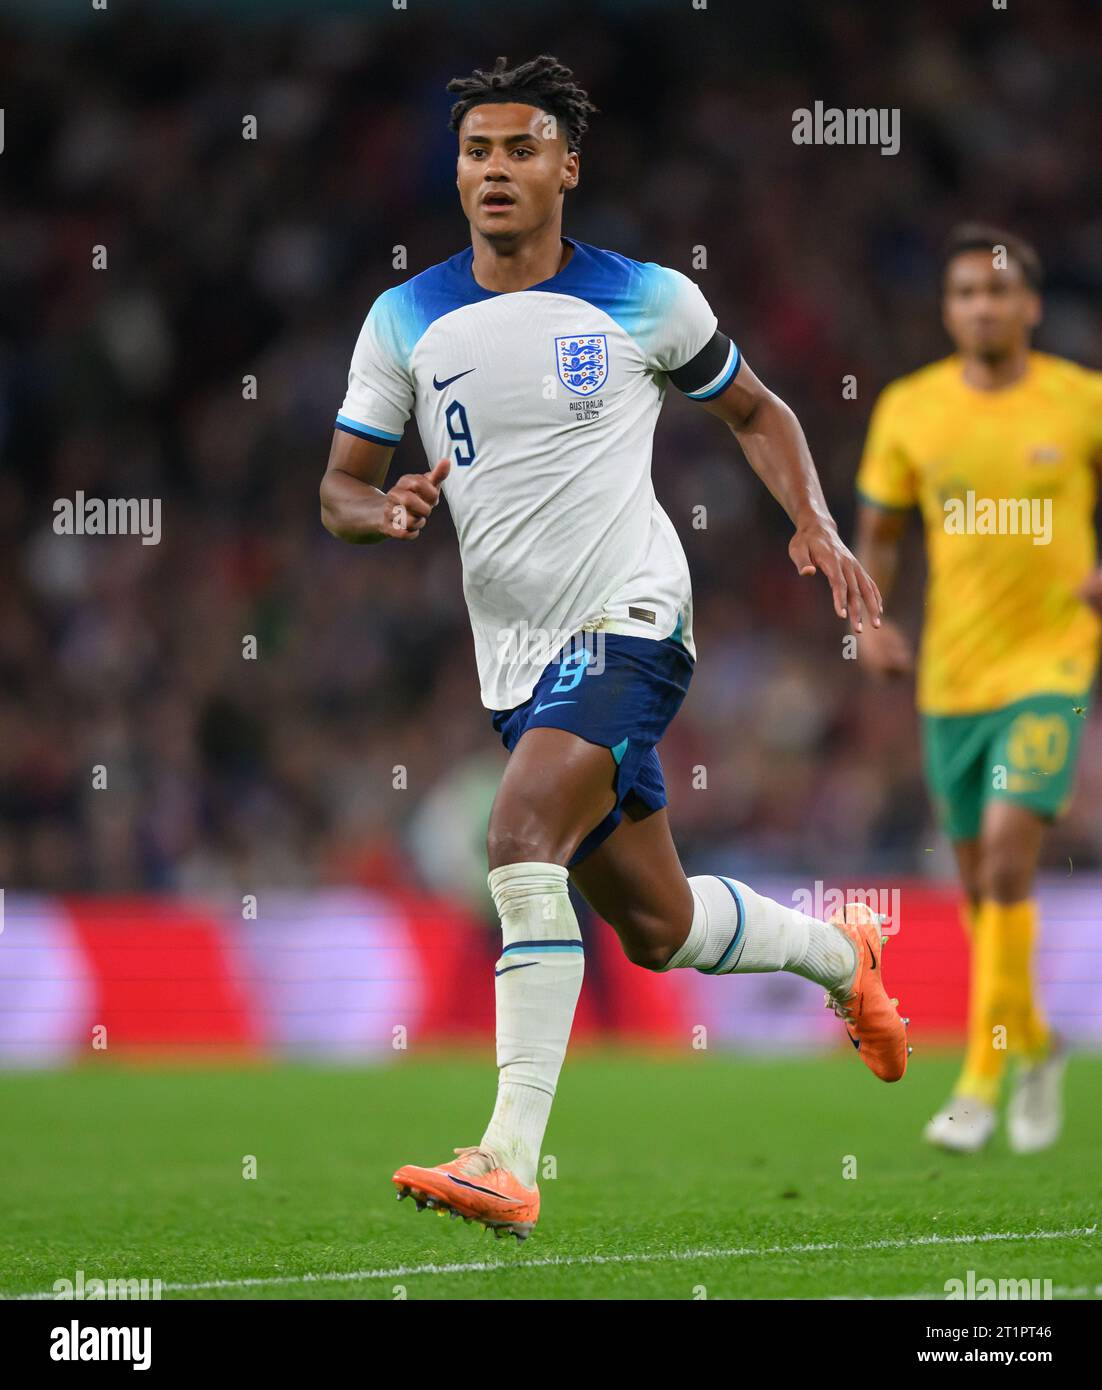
[463,236,584,298]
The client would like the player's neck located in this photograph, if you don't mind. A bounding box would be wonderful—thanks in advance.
[958,345,1032,393]
[470,225,572,293]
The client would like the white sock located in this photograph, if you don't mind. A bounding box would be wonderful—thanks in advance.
[660,875,857,990]
[479,862,584,1188]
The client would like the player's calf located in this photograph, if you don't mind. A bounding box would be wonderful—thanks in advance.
[655,876,909,1081]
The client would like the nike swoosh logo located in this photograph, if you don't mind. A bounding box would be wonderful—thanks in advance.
[446,1173,511,1201]
[433,369,476,390]
[495,961,537,977]
[532,700,576,714]
[867,940,877,971]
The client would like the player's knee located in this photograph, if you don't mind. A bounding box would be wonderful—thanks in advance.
[617,921,680,971]
[623,940,675,971]
[487,824,550,869]
[986,875,1031,905]
[982,856,1031,904]
[486,813,571,870]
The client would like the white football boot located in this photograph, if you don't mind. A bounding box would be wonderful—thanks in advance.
[1007,1036,1066,1154]
[923,1095,996,1153]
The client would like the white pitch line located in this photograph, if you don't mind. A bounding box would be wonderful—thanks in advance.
[4,1225,1097,1300]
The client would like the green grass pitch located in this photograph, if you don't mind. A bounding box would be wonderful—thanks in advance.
[1,1051,1098,1300]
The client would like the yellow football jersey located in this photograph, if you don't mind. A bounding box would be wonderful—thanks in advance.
[857,352,1102,715]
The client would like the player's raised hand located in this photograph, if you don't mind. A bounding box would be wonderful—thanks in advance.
[790,520,883,634]
[855,618,914,678]
[384,458,452,539]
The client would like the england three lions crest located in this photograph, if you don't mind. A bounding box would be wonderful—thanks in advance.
[555,334,608,396]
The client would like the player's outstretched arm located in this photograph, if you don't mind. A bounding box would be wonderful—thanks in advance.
[320,429,451,544]
[699,360,882,633]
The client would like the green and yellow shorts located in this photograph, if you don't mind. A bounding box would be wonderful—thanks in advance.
[921,689,1093,842]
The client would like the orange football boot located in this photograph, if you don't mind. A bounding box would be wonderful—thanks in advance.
[824,902,910,1082]
[392,1145,540,1241]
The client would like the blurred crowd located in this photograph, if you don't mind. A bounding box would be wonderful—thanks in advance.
[1,0,1100,908]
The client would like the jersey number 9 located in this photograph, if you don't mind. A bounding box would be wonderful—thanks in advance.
[445,400,477,467]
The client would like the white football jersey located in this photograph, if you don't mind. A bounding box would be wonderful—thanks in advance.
[336,237,739,710]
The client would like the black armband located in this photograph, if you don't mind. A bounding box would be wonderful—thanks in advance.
[667,331,741,400]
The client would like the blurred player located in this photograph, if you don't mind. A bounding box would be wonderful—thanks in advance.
[855,225,1102,1154]
[322,55,908,1239]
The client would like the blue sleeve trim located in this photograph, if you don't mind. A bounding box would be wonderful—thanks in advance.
[855,487,913,514]
[686,344,741,401]
[335,416,402,446]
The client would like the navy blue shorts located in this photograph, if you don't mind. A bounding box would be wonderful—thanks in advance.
[491,629,695,867]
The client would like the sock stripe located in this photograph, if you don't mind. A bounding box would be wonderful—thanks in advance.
[501,940,584,954]
[696,876,746,975]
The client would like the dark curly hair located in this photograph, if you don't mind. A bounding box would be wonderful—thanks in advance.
[943,223,1043,292]
[447,54,597,154]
